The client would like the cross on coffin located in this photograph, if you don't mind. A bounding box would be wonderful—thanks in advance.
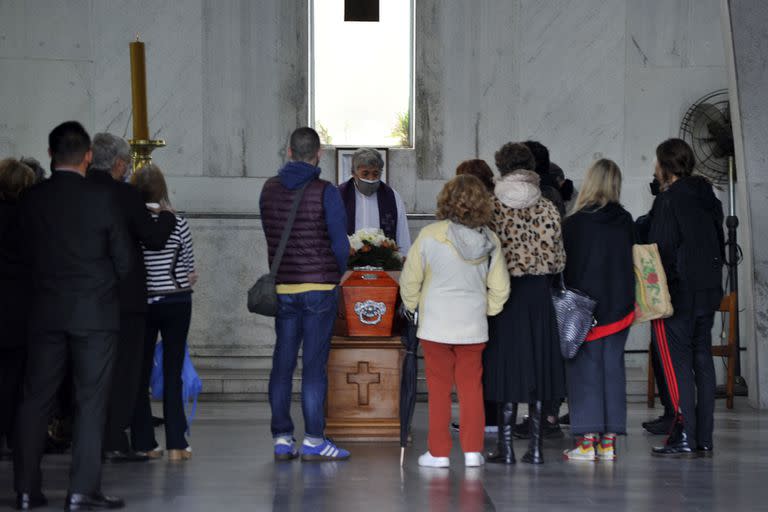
[347,361,381,406]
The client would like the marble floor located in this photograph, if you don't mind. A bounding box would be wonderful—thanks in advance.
[2,400,768,511]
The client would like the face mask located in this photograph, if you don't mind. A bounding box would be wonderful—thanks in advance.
[355,177,380,196]
[649,177,661,196]
[560,179,574,201]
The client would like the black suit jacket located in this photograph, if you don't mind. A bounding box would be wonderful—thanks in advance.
[87,171,176,313]
[0,200,29,347]
[19,171,134,332]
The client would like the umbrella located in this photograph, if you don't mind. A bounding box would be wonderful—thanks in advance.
[399,309,419,466]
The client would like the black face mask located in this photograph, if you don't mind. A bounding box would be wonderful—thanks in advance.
[649,177,661,196]
[560,179,574,201]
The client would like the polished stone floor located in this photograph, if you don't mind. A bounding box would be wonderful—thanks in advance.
[2,400,768,511]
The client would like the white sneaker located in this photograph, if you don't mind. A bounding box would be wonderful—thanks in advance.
[562,434,597,462]
[464,452,485,467]
[418,451,450,468]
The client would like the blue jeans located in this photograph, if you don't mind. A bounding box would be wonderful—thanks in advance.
[269,288,338,438]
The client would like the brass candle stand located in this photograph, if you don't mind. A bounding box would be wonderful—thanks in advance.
[128,139,166,175]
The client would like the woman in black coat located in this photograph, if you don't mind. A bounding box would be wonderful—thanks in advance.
[561,159,635,462]
[0,159,36,454]
[649,138,724,458]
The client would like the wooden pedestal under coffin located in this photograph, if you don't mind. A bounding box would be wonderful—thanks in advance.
[325,335,402,441]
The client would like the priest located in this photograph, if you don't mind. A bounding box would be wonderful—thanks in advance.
[338,148,411,252]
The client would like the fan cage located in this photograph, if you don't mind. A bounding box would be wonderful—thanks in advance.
[679,89,731,185]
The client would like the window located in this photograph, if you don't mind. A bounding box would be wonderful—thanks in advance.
[310,0,414,147]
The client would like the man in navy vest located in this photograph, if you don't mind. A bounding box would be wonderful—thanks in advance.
[259,127,351,462]
[338,148,411,252]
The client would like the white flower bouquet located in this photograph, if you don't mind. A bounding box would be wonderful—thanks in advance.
[348,228,403,270]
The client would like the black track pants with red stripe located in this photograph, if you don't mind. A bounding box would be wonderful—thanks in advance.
[651,311,716,447]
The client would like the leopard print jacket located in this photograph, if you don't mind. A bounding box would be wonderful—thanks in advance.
[490,196,566,277]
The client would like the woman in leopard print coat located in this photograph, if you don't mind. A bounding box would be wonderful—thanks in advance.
[483,142,566,466]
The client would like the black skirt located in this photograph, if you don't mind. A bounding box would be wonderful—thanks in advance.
[483,274,566,403]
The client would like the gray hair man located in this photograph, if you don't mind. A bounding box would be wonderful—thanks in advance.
[91,133,132,182]
[338,147,411,252]
[87,132,176,463]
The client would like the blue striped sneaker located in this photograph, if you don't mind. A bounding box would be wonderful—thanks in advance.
[300,438,350,462]
[274,437,298,461]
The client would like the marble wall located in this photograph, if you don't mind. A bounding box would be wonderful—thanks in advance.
[726,0,768,407]
[1,0,742,397]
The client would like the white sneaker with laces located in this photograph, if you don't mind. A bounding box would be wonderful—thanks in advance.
[464,452,485,467]
[418,451,450,468]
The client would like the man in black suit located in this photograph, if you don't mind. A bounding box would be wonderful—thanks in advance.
[13,121,132,511]
[88,133,176,463]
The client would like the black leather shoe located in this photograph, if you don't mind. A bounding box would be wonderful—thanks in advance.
[651,431,698,458]
[103,450,149,463]
[697,444,714,457]
[65,492,124,510]
[16,492,47,510]
[642,415,675,435]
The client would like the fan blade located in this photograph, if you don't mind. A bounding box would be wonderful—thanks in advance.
[689,103,727,141]
[707,119,734,157]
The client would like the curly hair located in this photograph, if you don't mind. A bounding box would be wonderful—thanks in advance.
[494,142,535,176]
[455,159,495,193]
[436,174,493,228]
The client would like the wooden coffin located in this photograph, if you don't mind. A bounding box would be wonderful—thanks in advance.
[337,270,399,337]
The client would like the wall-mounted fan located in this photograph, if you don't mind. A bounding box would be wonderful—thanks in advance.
[679,89,734,185]
[680,89,745,390]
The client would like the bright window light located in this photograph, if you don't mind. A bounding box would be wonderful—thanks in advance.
[310,0,413,147]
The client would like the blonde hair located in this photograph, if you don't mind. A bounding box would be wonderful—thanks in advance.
[132,163,171,206]
[569,159,622,216]
[0,158,36,201]
[436,174,493,228]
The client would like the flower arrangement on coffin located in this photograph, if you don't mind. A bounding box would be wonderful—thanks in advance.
[348,228,403,270]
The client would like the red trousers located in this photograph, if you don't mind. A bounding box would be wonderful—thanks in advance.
[421,340,486,457]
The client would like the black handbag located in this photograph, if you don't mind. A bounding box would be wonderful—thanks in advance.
[551,274,597,359]
[247,182,309,316]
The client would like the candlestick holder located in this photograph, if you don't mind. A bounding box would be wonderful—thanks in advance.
[128,138,166,175]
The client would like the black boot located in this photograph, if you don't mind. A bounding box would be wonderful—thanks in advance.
[522,401,544,464]
[487,402,516,464]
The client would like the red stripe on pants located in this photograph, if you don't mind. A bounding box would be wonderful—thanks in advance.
[652,319,681,416]
[421,339,486,457]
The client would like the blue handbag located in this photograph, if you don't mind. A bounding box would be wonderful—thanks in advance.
[149,341,203,432]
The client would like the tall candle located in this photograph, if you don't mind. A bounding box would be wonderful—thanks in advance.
[130,37,149,140]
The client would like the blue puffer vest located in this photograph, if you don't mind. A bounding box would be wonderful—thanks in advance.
[260,176,341,284]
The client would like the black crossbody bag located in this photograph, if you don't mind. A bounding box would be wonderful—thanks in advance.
[247,182,309,316]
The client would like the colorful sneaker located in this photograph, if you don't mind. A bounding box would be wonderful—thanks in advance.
[597,434,617,461]
[464,452,485,467]
[300,438,350,462]
[418,451,450,468]
[274,437,298,461]
[563,434,597,461]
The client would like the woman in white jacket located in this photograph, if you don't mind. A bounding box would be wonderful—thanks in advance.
[400,175,510,468]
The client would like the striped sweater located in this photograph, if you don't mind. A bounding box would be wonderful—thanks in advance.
[143,211,195,299]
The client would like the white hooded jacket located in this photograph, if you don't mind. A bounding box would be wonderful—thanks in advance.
[399,220,511,344]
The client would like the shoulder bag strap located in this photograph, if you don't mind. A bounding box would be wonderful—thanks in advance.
[269,180,311,276]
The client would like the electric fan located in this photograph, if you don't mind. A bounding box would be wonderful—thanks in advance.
[679,89,734,185]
